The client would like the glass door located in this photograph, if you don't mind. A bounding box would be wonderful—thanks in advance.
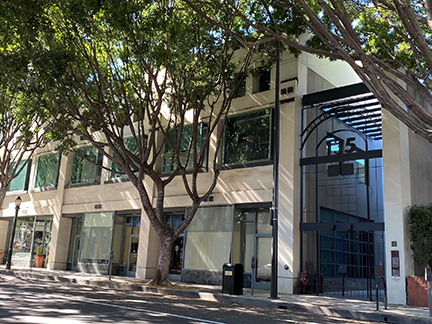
[120,215,140,276]
[71,235,81,271]
[255,235,272,289]
[232,209,272,290]
[127,234,139,275]
[67,217,82,271]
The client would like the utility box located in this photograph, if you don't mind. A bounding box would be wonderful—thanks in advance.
[222,263,243,295]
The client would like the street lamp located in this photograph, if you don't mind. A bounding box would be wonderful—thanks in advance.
[5,196,22,270]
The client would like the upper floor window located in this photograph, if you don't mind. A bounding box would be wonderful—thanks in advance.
[253,69,271,93]
[162,123,208,173]
[224,109,273,165]
[34,153,61,189]
[110,137,142,180]
[7,160,31,192]
[232,74,246,98]
[70,146,103,185]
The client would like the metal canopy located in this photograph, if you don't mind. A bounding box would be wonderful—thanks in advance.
[302,83,382,145]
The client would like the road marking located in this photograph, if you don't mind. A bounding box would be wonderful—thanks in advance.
[82,299,229,324]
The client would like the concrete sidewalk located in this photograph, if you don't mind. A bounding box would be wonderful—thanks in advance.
[1,266,431,324]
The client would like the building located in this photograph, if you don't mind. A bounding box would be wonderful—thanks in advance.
[1,50,431,305]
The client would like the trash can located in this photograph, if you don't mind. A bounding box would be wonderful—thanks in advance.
[222,263,243,295]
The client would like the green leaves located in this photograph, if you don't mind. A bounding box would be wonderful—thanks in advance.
[409,204,432,267]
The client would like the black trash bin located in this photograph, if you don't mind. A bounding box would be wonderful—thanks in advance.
[222,263,243,295]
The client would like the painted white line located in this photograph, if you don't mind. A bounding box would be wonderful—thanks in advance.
[82,299,229,324]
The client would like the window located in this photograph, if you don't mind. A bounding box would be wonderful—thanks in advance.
[224,109,273,165]
[80,212,114,263]
[70,146,103,185]
[34,153,61,189]
[7,160,31,192]
[162,123,208,173]
[110,137,142,180]
[253,69,271,93]
[231,74,246,98]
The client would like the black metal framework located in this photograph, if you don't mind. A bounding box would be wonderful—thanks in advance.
[300,83,385,300]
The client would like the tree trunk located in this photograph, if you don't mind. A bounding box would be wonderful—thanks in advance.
[149,236,173,286]
[0,187,6,209]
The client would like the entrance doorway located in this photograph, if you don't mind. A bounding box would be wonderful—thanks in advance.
[66,213,140,276]
[67,218,82,271]
[300,84,385,300]
[232,209,272,290]
[120,215,140,276]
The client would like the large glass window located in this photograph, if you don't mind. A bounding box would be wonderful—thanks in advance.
[224,109,273,165]
[34,153,61,189]
[70,146,103,185]
[80,212,114,263]
[110,137,141,179]
[184,206,233,271]
[7,160,31,192]
[162,123,208,173]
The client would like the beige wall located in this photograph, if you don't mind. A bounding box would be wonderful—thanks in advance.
[0,51,364,289]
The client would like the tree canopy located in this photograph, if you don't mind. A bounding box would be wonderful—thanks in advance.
[7,0,263,284]
[0,0,52,207]
[185,0,432,142]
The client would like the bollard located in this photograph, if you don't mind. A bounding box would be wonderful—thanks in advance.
[426,265,432,317]
[251,256,256,296]
[109,250,114,281]
[376,276,387,311]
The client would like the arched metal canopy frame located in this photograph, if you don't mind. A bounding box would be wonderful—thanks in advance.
[300,83,382,151]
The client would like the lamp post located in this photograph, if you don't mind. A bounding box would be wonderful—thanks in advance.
[5,196,22,270]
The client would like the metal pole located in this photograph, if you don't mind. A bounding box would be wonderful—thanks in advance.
[109,250,114,281]
[260,0,280,300]
[271,42,280,300]
[251,256,256,296]
[5,201,20,270]
[427,265,432,317]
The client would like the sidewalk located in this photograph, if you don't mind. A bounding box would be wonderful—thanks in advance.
[1,266,431,324]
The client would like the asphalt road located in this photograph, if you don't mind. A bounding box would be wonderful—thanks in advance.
[0,274,381,324]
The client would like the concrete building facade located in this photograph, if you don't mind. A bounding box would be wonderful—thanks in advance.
[1,51,431,305]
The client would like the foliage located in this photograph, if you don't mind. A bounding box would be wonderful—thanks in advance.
[184,0,432,143]
[7,0,264,285]
[408,204,432,267]
[35,246,44,256]
[0,0,53,207]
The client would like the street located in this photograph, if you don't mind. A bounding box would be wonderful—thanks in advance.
[0,274,381,324]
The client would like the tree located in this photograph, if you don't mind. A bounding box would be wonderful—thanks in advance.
[184,0,432,142]
[0,0,52,208]
[26,0,258,285]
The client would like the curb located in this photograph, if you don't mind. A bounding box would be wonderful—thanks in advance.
[2,269,431,324]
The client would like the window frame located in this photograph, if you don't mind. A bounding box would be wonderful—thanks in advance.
[162,123,209,174]
[108,136,145,181]
[7,159,32,192]
[69,146,103,187]
[222,109,274,167]
[34,152,61,190]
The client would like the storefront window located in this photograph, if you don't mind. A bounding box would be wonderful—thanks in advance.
[224,109,273,165]
[7,160,31,192]
[70,146,102,185]
[11,217,35,267]
[80,212,114,263]
[34,153,61,189]
[184,206,233,271]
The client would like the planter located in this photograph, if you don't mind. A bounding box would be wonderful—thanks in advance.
[407,276,428,306]
[35,255,44,268]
